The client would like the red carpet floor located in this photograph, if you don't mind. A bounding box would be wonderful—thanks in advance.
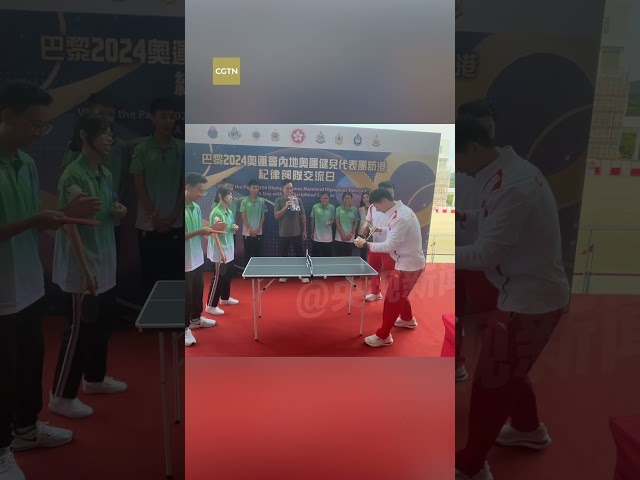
[186,357,454,480]
[456,294,640,480]
[187,263,453,357]
[18,316,185,480]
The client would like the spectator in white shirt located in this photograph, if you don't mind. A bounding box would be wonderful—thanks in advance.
[360,181,396,302]
[454,117,569,480]
[455,100,500,383]
[354,188,425,348]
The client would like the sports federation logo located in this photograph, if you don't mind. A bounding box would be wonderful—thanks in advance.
[316,132,326,144]
[207,126,218,139]
[335,133,343,145]
[291,128,306,144]
[229,127,241,140]
[271,130,280,142]
[354,134,362,146]
[252,130,261,141]
[372,135,380,147]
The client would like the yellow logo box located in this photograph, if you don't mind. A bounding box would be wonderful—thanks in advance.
[213,58,240,85]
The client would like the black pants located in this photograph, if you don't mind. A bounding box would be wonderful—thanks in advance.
[138,228,184,297]
[114,225,121,264]
[52,289,116,399]
[335,241,353,256]
[357,235,368,261]
[312,241,332,257]
[243,235,262,265]
[185,264,205,328]
[279,235,304,257]
[207,262,235,308]
[0,300,44,448]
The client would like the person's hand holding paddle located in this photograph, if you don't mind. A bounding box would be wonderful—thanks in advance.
[197,227,213,237]
[33,210,65,231]
[64,192,101,218]
[232,224,239,233]
[354,236,367,248]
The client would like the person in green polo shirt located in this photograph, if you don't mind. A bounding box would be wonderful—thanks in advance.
[205,188,240,316]
[240,179,267,265]
[217,177,243,273]
[184,173,228,347]
[62,92,128,259]
[50,115,128,420]
[310,192,335,257]
[130,98,185,297]
[334,191,359,256]
[0,81,101,478]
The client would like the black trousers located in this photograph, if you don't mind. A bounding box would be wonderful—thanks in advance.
[312,241,332,257]
[243,235,262,265]
[335,241,354,256]
[52,289,116,399]
[279,235,304,257]
[114,225,121,264]
[357,235,368,261]
[138,228,184,297]
[0,300,44,447]
[207,262,235,308]
[185,264,205,328]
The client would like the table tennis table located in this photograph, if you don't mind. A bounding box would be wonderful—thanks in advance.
[135,280,184,479]
[242,253,378,340]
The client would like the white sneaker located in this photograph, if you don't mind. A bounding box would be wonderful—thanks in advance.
[496,423,551,449]
[185,328,196,346]
[279,278,288,283]
[300,278,310,283]
[364,334,393,347]
[456,365,469,382]
[0,448,25,480]
[219,298,239,305]
[205,306,225,315]
[365,293,383,302]
[394,317,418,329]
[11,422,73,451]
[82,376,127,395]
[48,394,93,418]
[455,462,493,480]
[190,317,217,328]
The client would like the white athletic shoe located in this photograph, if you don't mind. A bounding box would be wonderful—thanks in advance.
[455,462,493,480]
[279,278,287,283]
[219,298,239,305]
[190,317,217,328]
[364,334,393,347]
[456,365,469,382]
[82,376,127,395]
[300,278,310,283]
[48,394,93,419]
[496,423,551,449]
[185,328,196,346]
[365,293,383,302]
[205,306,225,315]
[11,422,73,451]
[394,317,418,329]
[0,448,25,480]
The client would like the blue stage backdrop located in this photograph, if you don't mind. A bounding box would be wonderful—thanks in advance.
[185,125,441,266]
[1,9,184,310]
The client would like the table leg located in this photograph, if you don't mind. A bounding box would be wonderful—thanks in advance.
[258,279,263,318]
[172,332,181,423]
[252,279,259,341]
[360,277,368,336]
[348,277,353,315]
[159,332,173,478]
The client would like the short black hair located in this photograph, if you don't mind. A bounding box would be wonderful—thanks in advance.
[248,180,259,187]
[342,191,353,200]
[457,99,494,120]
[378,181,394,189]
[69,115,113,152]
[320,191,330,198]
[186,172,207,187]
[455,116,494,153]
[219,177,233,185]
[0,80,53,115]
[370,188,393,203]
[150,97,175,115]
[87,92,115,108]
[282,180,293,186]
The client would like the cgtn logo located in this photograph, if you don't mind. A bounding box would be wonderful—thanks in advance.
[212,58,240,85]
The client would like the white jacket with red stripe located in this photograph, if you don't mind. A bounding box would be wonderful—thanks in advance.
[457,147,570,314]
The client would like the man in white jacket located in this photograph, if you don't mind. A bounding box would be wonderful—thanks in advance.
[454,117,570,480]
[354,188,425,347]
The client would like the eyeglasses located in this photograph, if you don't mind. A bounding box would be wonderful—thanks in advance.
[19,117,52,136]
[195,187,207,196]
